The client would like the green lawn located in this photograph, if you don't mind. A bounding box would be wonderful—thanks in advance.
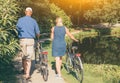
[46,46,120,83]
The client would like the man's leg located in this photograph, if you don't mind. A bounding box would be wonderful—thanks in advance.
[25,40,34,78]
[22,59,27,74]
[20,39,27,74]
[25,59,31,78]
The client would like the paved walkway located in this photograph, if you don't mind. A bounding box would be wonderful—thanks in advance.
[30,65,65,83]
[14,55,66,83]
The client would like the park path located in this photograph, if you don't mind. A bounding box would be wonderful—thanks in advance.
[14,54,66,83]
[29,52,66,83]
[30,65,65,83]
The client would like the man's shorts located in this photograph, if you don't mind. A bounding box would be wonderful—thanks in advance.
[19,39,35,60]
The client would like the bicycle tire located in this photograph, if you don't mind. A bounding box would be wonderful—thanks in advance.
[66,54,73,73]
[42,68,49,81]
[74,57,84,83]
[35,48,39,64]
[42,54,49,81]
[39,53,43,72]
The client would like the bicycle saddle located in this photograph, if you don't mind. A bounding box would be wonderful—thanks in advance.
[72,46,78,50]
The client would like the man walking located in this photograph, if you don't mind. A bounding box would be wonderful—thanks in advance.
[16,7,40,79]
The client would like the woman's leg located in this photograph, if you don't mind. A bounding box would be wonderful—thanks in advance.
[59,56,62,70]
[55,56,62,76]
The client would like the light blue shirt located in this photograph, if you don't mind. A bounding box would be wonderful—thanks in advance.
[16,16,40,39]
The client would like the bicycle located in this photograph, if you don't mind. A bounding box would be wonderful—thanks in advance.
[35,38,49,81]
[65,42,84,83]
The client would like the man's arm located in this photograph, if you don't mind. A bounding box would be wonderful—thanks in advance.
[34,21,40,39]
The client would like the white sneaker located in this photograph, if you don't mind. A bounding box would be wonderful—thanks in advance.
[55,74,63,80]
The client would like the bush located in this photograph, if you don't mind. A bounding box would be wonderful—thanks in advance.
[50,3,72,27]
[66,28,120,65]
[84,64,120,83]
[0,0,20,63]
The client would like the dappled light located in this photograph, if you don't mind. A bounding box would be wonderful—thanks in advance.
[0,0,120,83]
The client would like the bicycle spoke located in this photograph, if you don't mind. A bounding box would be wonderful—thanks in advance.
[41,54,49,81]
[74,57,83,83]
[66,56,73,73]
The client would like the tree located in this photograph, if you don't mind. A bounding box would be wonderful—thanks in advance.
[50,3,72,27]
[49,0,103,25]
[84,0,120,25]
[0,0,20,63]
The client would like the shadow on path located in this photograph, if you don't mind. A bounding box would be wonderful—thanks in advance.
[0,62,18,83]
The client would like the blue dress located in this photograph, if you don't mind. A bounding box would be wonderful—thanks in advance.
[52,26,66,57]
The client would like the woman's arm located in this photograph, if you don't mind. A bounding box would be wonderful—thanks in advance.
[65,27,78,42]
[51,27,54,41]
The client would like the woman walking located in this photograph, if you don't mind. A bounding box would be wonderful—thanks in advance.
[51,17,78,78]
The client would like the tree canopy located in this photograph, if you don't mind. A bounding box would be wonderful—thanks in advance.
[84,0,120,24]
[50,0,120,25]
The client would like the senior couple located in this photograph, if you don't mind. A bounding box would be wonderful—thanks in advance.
[16,7,78,80]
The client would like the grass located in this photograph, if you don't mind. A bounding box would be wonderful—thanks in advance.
[46,45,120,83]
[62,65,103,83]
[0,42,120,83]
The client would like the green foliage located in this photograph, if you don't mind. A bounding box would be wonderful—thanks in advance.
[65,28,120,65]
[49,0,102,25]
[66,29,98,43]
[82,37,120,64]
[84,0,120,24]
[84,64,120,83]
[19,0,72,33]
[0,0,20,63]
[111,27,120,37]
[50,3,72,27]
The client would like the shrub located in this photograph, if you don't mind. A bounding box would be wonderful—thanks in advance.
[0,0,20,63]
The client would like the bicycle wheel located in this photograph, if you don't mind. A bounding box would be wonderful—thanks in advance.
[35,48,39,64]
[42,54,49,81]
[42,67,49,81]
[74,57,83,83]
[66,54,73,73]
[40,52,48,81]
[39,53,43,72]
